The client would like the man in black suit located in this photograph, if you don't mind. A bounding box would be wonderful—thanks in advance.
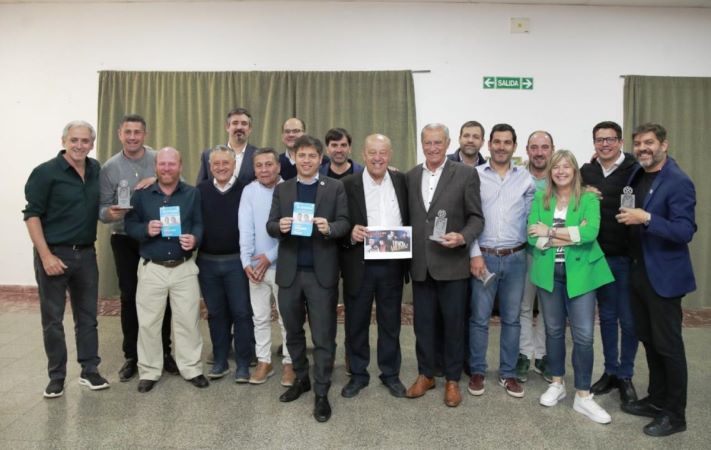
[195,107,258,185]
[340,134,409,399]
[267,135,350,422]
[405,123,484,407]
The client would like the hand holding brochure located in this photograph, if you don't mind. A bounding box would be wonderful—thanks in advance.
[291,202,315,237]
[160,206,181,237]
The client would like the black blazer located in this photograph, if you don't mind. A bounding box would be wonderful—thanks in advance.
[340,170,409,297]
[195,143,258,185]
[266,176,351,289]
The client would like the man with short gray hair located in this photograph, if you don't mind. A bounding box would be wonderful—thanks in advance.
[24,120,109,398]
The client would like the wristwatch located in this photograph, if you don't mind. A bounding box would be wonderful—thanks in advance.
[643,212,652,227]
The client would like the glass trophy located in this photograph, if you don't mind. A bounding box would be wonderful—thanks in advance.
[117,179,132,209]
[620,186,635,209]
[429,210,448,242]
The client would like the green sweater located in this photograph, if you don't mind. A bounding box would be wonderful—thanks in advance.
[527,191,613,298]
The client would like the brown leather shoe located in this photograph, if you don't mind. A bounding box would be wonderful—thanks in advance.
[249,362,274,385]
[444,381,462,407]
[406,375,435,398]
[281,363,295,387]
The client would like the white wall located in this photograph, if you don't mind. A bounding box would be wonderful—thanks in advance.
[1,1,710,286]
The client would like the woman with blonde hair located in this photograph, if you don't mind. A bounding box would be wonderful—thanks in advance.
[527,150,614,423]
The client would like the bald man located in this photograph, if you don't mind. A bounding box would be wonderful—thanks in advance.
[125,147,208,393]
[340,134,409,398]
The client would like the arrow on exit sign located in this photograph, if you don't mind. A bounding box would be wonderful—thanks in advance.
[483,76,534,90]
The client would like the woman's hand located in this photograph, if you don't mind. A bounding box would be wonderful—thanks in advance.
[528,222,549,238]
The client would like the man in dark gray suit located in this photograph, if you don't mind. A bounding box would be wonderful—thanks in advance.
[266,135,350,423]
[195,107,258,185]
[405,123,484,407]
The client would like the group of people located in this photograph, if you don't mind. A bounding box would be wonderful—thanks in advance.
[23,109,695,436]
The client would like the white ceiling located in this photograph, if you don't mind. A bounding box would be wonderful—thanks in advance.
[1,0,710,7]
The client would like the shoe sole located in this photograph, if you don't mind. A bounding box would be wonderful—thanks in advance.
[207,370,230,380]
[249,370,275,385]
[620,404,661,418]
[574,403,612,424]
[540,390,566,407]
[281,380,294,387]
[78,378,109,391]
[467,385,485,396]
[234,377,250,384]
[643,424,686,437]
[498,379,525,398]
[43,390,64,398]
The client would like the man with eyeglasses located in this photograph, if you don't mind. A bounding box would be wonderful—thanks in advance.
[279,118,329,180]
[580,121,640,405]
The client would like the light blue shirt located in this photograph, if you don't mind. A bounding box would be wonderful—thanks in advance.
[470,162,536,257]
[238,179,281,269]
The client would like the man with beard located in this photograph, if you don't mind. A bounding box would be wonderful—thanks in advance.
[125,147,208,393]
[319,127,363,179]
[515,130,554,384]
[447,120,487,167]
[196,107,258,185]
[616,123,695,437]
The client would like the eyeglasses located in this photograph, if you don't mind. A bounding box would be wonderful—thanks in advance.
[594,137,620,144]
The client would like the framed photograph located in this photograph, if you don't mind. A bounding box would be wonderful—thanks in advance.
[364,226,412,260]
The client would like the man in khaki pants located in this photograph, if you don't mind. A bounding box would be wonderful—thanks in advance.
[125,147,208,393]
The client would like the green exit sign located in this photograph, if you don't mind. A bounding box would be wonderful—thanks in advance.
[483,76,534,90]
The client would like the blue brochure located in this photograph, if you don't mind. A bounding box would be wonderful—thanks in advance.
[291,202,315,237]
[160,206,182,237]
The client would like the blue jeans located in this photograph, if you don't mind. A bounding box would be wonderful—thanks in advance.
[469,250,526,378]
[34,246,100,380]
[596,256,637,379]
[538,263,596,391]
[196,255,254,371]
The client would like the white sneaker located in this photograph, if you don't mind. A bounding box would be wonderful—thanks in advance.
[573,393,612,424]
[539,382,566,407]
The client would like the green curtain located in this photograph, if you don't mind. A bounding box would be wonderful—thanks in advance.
[624,75,711,308]
[96,70,417,298]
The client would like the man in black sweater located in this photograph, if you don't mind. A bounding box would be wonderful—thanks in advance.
[196,145,255,382]
[580,121,640,405]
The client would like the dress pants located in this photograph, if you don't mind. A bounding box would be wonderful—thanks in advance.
[249,268,291,364]
[34,246,101,380]
[136,258,203,381]
[278,270,337,396]
[519,253,546,360]
[630,258,687,423]
[111,234,172,361]
[344,260,403,383]
[412,275,467,381]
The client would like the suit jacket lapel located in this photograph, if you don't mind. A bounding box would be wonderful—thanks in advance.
[353,174,368,224]
[410,165,426,212]
[315,177,326,212]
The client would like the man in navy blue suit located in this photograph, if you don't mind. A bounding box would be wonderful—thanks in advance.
[615,123,696,437]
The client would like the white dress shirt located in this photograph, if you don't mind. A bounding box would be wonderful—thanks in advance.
[363,170,403,227]
[421,159,447,211]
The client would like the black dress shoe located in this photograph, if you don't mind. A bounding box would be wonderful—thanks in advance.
[119,359,138,382]
[618,378,638,404]
[314,395,332,422]
[621,397,663,418]
[341,379,368,398]
[279,378,311,402]
[137,379,156,393]
[188,375,210,388]
[382,378,407,398]
[643,415,687,437]
[164,354,179,375]
[590,373,618,395]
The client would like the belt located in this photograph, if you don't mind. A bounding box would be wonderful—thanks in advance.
[50,243,94,251]
[479,243,526,256]
[148,257,188,268]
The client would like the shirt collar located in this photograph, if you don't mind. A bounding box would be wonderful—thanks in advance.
[213,175,237,191]
[423,158,447,175]
[297,173,320,185]
[363,168,391,187]
[597,151,625,170]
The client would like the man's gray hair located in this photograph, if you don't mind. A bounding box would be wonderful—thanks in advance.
[421,123,450,140]
[62,120,96,141]
[208,144,235,162]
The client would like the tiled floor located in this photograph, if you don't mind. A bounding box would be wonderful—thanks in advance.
[1,287,709,449]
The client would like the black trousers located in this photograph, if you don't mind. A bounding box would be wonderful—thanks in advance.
[111,234,172,360]
[344,261,403,383]
[278,270,337,396]
[630,258,687,423]
[412,275,468,381]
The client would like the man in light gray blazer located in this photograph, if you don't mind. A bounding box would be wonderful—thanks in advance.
[405,123,484,407]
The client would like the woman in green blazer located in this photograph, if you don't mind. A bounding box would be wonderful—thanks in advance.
[527,150,614,424]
